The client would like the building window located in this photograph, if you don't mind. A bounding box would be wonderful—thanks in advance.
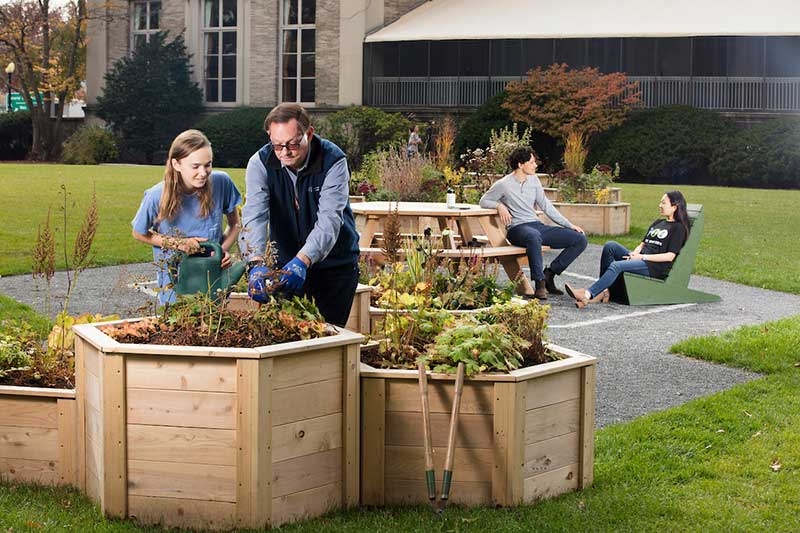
[281,0,315,103]
[203,0,238,103]
[131,1,161,49]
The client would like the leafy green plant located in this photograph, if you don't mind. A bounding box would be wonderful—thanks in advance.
[193,107,271,168]
[553,163,619,203]
[0,110,33,160]
[423,322,525,375]
[61,125,119,165]
[0,323,37,378]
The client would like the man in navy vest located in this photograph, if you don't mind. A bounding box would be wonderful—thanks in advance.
[240,103,360,326]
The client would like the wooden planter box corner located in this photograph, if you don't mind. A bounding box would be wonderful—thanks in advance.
[547,202,630,235]
[73,320,364,530]
[360,344,596,507]
[0,386,78,487]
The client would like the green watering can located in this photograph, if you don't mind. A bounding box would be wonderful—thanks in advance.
[172,241,247,298]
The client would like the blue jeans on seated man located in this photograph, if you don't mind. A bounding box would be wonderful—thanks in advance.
[587,241,650,297]
[506,221,588,280]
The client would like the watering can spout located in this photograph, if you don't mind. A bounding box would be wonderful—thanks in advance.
[173,241,246,298]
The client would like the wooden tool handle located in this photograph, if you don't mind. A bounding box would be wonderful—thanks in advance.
[443,362,465,474]
[418,360,436,502]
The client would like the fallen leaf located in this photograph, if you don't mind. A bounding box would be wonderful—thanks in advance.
[717,429,726,433]
[770,459,782,472]
[752,431,762,438]
[461,518,478,523]
[705,444,713,449]
[793,362,800,367]
[577,500,586,510]
[743,411,752,417]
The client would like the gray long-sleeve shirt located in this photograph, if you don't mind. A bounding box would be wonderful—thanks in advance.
[479,173,574,229]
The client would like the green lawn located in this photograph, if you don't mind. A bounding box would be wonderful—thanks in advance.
[2,315,799,532]
[1,165,799,294]
[0,164,245,276]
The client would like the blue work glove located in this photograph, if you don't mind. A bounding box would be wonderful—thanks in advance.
[280,257,308,291]
[247,265,274,303]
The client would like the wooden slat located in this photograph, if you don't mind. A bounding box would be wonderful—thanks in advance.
[0,426,58,460]
[492,382,525,506]
[236,358,272,528]
[385,412,493,449]
[0,386,74,399]
[126,356,237,393]
[85,466,100,502]
[271,413,342,463]
[127,425,236,466]
[84,370,101,412]
[360,378,385,506]
[57,398,78,485]
[85,436,102,484]
[523,462,580,503]
[384,445,492,483]
[84,404,102,453]
[0,457,57,484]
[272,448,342,498]
[526,368,580,410]
[126,389,237,429]
[128,495,237,531]
[342,343,359,507]
[385,380,494,415]
[128,459,236,502]
[102,354,127,517]
[271,348,342,390]
[580,365,596,488]
[523,432,580,478]
[0,396,58,428]
[74,336,88,492]
[271,481,342,527]
[384,479,491,506]
[271,378,342,426]
[525,399,580,445]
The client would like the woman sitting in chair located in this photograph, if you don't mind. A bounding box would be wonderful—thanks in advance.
[565,191,690,308]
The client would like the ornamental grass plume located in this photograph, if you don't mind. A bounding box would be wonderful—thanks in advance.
[381,204,402,265]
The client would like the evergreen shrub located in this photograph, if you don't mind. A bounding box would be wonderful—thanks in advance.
[710,116,800,189]
[194,107,270,168]
[589,105,735,184]
[0,110,33,160]
[61,125,119,164]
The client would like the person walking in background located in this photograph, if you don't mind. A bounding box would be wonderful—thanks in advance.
[239,103,360,326]
[406,124,422,158]
[132,129,242,305]
[480,146,587,300]
[565,191,690,308]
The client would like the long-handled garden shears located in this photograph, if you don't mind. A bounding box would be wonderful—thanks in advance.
[417,360,465,515]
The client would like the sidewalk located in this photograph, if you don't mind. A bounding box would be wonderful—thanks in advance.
[2,244,800,428]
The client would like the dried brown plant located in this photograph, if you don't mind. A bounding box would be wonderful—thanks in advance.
[377,146,431,200]
[72,189,98,270]
[381,204,402,265]
[32,209,56,283]
[433,115,458,170]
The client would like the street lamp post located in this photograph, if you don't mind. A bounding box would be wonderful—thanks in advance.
[5,62,15,113]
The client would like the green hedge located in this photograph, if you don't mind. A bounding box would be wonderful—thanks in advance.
[589,105,736,184]
[62,125,119,164]
[194,107,270,168]
[315,106,409,171]
[0,111,32,160]
[710,116,800,189]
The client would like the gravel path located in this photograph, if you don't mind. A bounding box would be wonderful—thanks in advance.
[2,244,799,428]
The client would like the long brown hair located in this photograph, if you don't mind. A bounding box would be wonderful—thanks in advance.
[157,129,214,222]
[666,190,690,244]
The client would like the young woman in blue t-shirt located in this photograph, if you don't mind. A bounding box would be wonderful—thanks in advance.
[565,191,690,308]
[132,129,242,304]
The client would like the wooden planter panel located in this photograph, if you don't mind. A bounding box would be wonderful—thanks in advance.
[360,345,595,507]
[548,202,630,235]
[73,321,363,530]
[543,187,622,203]
[0,388,78,487]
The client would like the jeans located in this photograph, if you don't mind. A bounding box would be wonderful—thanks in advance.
[506,221,588,280]
[587,241,650,297]
[288,262,359,326]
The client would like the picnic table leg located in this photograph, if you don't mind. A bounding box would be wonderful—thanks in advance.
[500,256,534,296]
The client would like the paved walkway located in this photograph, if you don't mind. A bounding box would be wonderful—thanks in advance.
[2,244,799,428]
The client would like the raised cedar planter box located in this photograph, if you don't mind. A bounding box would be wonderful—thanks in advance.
[73,320,363,530]
[546,202,630,235]
[0,386,78,486]
[360,344,596,507]
[227,284,372,335]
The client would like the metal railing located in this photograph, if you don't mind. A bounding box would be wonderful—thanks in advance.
[367,75,800,112]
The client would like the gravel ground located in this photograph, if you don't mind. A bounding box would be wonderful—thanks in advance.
[2,244,799,428]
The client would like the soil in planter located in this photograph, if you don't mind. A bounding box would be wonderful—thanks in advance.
[0,353,74,388]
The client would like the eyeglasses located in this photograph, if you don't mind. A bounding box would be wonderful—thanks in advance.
[271,135,306,153]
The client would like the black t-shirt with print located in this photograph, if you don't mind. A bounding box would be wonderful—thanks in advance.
[641,219,687,279]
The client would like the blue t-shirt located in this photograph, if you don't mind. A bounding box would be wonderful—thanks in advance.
[132,170,242,303]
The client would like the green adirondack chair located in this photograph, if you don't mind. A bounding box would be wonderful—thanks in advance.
[610,203,721,305]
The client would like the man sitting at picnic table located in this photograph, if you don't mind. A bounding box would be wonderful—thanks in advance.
[479,146,587,300]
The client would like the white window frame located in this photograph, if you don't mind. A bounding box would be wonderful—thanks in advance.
[279,0,316,105]
[201,0,242,106]
[130,0,161,51]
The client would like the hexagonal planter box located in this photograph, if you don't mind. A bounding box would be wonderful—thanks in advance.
[0,386,78,486]
[360,344,596,507]
[73,319,363,530]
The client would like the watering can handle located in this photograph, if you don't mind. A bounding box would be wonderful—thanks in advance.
[192,241,223,259]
